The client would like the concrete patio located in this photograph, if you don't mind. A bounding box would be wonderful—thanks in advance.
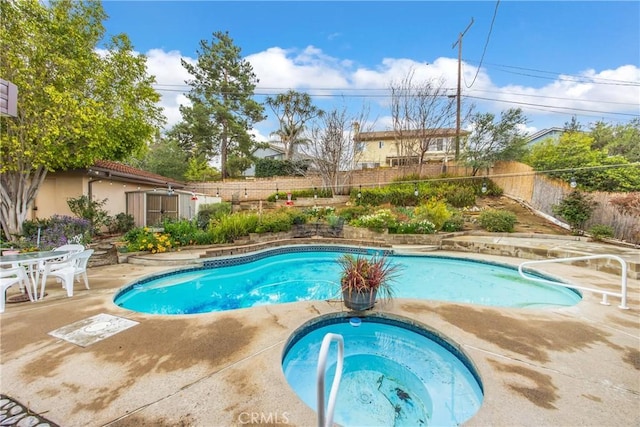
[0,236,638,426]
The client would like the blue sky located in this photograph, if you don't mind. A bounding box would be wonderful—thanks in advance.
[102,1,640,139]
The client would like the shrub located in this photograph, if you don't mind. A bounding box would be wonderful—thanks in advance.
[255,210,294,233]
[124,227,175,253]
[162,219,201,246]
[209,212,259,243]
[67,195,110,234]
[21,215,92,250]
[609,192,640,216]
[588,224,614,241]
[413,199,452,230]
[441,212,465,232]
[107,213,135,234]
[389,220,436,234]
[197,202,232,229]
[478,209,517,232]
[336,205,371,222]
[443,186,476,208]
[350,209,397,232]
[266,188,332,202]
[552,190,597,234]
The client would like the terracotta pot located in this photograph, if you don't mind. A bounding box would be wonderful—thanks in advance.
[342,288,377,311]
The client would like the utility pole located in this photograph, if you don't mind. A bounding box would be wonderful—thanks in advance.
[452,18,474,160]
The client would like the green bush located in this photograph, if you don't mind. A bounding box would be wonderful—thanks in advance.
[443,186,476,208]
[123,227,176,253]
[21,215,92,250]
[350,209,397,232]
[197,202,232,229]
[162,219,201,246]
[552,190,596,234]
[107,213,135,234]
[67,195,110,234]
[255,210,294,233]
[478,209,517,232]
[413,199,452,230]
[255,158,309,177]
[588,224,614,241]
[441,212,465,232]
[209,212,259,243]
[336,205,371,222]
[389,220,436,234]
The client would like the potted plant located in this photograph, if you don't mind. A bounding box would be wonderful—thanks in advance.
[337,254,402,310]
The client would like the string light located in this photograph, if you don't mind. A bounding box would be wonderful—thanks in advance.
[186,163,635,196]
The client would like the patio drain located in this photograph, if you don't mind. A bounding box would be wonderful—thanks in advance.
[48,313,139,347]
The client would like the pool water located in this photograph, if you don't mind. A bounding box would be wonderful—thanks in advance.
[114,247,581,314]
[282,315,483,426]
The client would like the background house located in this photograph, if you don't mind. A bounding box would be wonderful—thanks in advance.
[354,128,469,168]
[243,143,286,177]
[526,127,564,147]
[32,160,219,227]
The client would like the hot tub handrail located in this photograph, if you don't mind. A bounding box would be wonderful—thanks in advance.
[317,332,344,427]
[518,254,629,309]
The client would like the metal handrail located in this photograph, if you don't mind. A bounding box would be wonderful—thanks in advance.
[317,333,344,427]
[518,254,629,309]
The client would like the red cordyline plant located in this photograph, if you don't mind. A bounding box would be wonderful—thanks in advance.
[338,254,402,301]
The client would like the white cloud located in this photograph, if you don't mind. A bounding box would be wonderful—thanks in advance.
[142,45,639,136]
[144,49,194,128]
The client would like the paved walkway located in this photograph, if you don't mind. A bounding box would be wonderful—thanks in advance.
[0,236,638,426]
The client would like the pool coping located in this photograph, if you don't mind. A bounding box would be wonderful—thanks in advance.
[0,240,638,427]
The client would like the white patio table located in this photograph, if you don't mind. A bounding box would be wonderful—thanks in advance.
[0,250,70,300]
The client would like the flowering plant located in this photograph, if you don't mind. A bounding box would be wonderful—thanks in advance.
[125,227,176,253]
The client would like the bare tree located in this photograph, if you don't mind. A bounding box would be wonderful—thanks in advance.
[302,106,373,195]
[389,69,460,174]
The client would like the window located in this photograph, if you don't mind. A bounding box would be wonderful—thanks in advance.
[435,138,444,151]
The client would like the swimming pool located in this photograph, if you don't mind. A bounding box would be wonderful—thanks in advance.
[114,245,581,314]
[282,313,484,426]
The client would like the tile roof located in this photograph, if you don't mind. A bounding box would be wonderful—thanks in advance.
[91,160,184,187]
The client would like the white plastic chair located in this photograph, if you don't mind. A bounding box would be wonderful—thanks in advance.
[53,244,85,254]
[1,266,31,313]
[40,249,94,297]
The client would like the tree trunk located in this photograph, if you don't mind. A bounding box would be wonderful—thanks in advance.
[0,166,48,241]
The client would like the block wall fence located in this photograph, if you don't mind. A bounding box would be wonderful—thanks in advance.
[188,161,637,243]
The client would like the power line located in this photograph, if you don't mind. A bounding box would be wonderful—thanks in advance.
[467,61,640,87]
[465,95,640,117]
[466,0,500,89]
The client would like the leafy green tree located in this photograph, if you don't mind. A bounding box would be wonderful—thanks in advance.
[461,108,529,176]
[130,137,190,181]
[265,90,323,160]
[184,156,220,182]
[590,119,640,163]
[179,31,265,179]
[524,131,640,192]
[0,0,163,240]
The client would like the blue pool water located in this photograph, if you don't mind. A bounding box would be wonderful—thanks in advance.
[282,314,483,426]
[114,246,581,314]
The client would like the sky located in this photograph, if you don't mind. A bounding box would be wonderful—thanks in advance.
[101,1,640,141]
